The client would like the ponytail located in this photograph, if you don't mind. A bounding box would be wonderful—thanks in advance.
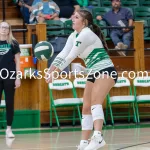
[90,24,109,53]
[77,9,109,52]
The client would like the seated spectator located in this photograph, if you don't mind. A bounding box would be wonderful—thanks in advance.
[30,0,60,24]
[18,0,41,24]
[53,0,80,19]
[97,0,133,56]
[77,0,88,7]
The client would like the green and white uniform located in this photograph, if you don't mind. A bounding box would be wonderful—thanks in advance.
[52,27,114,74]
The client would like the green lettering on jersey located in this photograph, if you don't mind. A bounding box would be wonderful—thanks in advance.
[76,41,82,47]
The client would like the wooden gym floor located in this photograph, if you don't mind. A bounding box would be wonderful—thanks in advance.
[0,125,150,150]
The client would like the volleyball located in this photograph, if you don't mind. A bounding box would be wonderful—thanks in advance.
[34,41,54,61]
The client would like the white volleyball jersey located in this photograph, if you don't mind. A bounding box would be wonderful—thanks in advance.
[52,27,114,74]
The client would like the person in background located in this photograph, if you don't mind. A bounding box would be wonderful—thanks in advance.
[30,0,60,24]
[53,0,80,19]
[96,0,133,56]
[18,0,41,24]
[0,21,21,138]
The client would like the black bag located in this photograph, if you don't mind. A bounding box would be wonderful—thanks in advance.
[48,37,67,52]
[48,37,69,73]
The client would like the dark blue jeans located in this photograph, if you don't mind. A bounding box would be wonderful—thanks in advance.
[20,6,30,24]
[110,30,133,48]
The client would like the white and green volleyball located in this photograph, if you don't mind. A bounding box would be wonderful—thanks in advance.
[34,41,54,61]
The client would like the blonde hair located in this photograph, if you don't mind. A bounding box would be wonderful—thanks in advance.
[0,21,17,45]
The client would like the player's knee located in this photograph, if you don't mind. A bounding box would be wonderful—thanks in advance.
[91,104,104,121]
[82,104,91,114]
[91,96,104,106]
[82,115,93,130]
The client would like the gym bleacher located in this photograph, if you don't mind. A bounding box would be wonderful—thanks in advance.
[1,0,150,44]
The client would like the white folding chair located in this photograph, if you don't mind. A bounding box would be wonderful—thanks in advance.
[106,77,137,125]
[48,79,82,128]
[133,76,150,123]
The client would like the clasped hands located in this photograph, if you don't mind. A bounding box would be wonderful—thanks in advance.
[45,70,58,83]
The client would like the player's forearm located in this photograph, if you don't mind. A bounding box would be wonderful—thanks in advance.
[48,65,57,73]
[58,56,76,71]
